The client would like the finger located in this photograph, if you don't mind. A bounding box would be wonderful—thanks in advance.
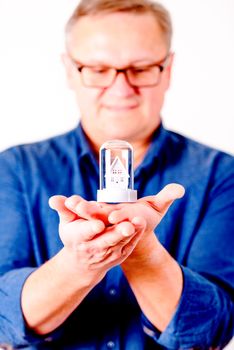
[76,200,110,224]
[108,207,129,224]
[131,216,147,232]
[90,219,106,235]
[49,195,77,223]
[121,226,145,257]
[108,204,140,225]
[78,219,105,239]
[65,196,111,225]
[116,221,135,237]
[92,221,136,252]
[120,217,146,254]
[141,183,185,215]
[91,223,145,268]
[91,246,113,261]
[64,195,85,213]
[63,218,105,244]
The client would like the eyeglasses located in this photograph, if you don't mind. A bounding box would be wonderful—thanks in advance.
[69,54,169,88]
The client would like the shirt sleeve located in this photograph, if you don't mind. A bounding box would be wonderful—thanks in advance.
[142,156,234,349]
[142,266,234,349]
[0,148,62,347]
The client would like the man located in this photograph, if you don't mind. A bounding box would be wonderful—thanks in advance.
[0,0,233,349]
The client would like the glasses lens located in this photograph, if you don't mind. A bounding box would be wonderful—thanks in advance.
[82,67,115,87]
[127,66,161,86]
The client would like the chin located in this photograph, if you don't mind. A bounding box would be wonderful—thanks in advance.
[100,118,138,140]
[101,107,139,122]
[104,131,128,141]
[101,126,138,142]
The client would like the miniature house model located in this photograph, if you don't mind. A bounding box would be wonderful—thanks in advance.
[105,155,129,190]
[97,140,137,203]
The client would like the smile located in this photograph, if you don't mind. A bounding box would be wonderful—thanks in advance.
[104,105,138,111]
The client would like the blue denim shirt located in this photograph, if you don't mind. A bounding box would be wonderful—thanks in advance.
[0,123,233,349]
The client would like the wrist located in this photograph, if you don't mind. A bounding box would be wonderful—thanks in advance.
[56,247,106,288]
[123,231,164,266]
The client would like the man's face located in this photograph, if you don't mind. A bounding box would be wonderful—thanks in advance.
[64,12,172,146]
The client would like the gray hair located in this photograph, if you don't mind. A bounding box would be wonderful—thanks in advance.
[65,0,172,50]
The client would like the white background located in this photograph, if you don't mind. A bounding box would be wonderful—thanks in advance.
[0,0,233,347]
[0,0,233,155]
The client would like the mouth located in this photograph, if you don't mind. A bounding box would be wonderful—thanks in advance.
[103,104,138,111]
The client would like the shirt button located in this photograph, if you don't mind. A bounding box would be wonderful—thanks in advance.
[109,288,117,296]
[107,340,115,348]
[45,337,53,342]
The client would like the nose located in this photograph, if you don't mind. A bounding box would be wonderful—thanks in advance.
[106,71,136,97]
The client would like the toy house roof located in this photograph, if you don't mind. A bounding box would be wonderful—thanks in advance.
[110,156,129,176]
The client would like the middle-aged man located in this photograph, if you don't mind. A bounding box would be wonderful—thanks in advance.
[0,0,233,349]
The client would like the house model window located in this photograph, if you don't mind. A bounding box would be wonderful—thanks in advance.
[97,140,137,203]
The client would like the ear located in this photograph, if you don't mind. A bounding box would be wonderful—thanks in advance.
[164,52,174,90]
[61,53,76,90]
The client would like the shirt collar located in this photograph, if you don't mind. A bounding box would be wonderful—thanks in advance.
[135,122,169,176]
[74,123,100,176]
[75,123,94,158]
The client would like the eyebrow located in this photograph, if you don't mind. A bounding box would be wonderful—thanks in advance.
[69,54,169,68]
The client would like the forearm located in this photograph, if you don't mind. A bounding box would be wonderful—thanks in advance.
[122,233,234,348]
[121,233,183,332]
[21,247,105,335]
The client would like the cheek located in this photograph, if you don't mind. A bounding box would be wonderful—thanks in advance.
[141,88,165,116]
[74,86,101,115]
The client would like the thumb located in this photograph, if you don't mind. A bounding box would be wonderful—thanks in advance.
[142,183,185,215]
[49,195,77,223]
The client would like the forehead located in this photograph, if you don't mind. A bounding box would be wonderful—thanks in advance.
[67,12,168,65]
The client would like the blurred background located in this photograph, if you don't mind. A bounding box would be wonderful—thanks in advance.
[0,0,233,348]
[0,0,233,155]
